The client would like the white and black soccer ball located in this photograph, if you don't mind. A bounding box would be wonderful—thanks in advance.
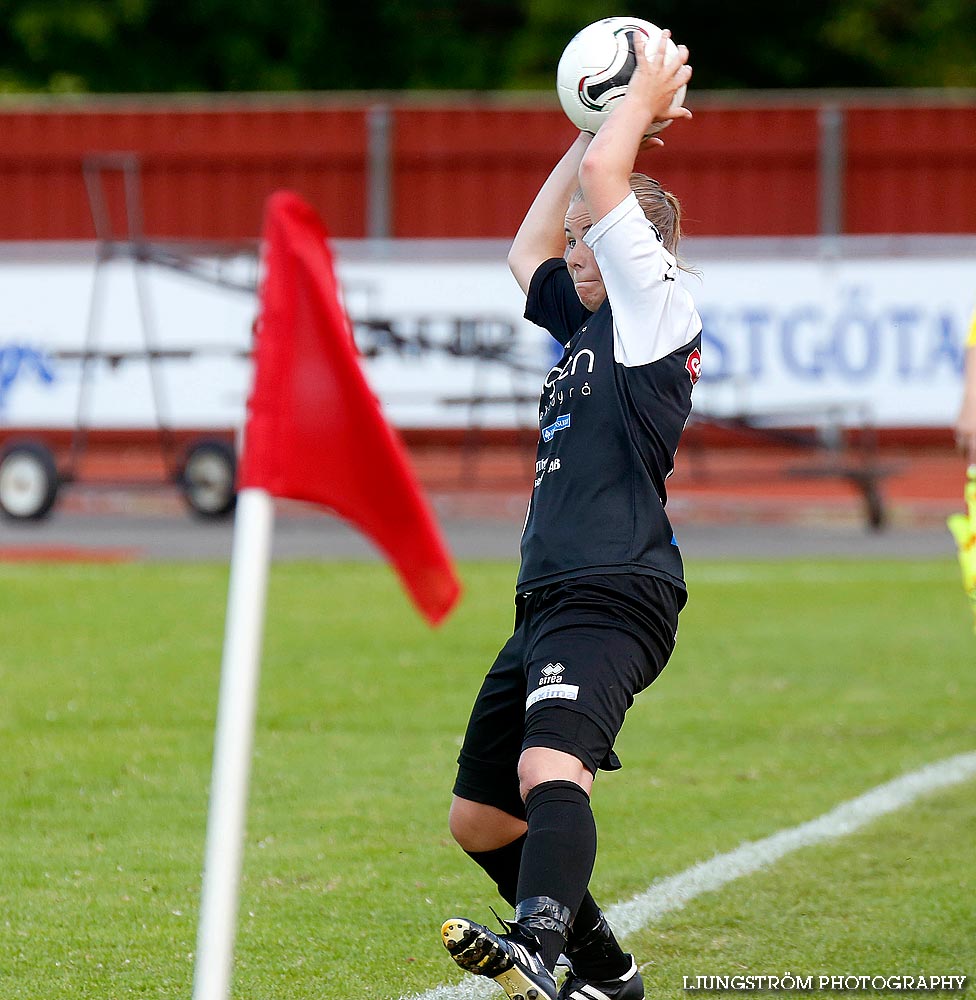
[556,16,687,136]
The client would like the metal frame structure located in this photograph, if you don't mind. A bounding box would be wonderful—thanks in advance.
[0,154,256,520]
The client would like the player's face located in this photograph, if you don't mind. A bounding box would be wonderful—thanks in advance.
[564,201,607,312]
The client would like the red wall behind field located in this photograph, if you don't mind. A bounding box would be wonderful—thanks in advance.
[0,101,369,240]
[652,105,822,236]
[390,105,823,237]
[0,94,973,241]
[845,106,976,234]
[391,106,573,239]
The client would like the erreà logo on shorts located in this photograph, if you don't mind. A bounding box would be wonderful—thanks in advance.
[540,662,565,685]
[542,413,571,443]
[528,662,579,710]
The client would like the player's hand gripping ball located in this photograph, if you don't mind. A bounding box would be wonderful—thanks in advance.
[556,16,687,135]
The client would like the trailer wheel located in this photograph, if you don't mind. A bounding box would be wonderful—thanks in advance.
[0,441,60,520]
[179,439,237,518]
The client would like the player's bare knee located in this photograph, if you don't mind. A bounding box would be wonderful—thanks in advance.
[449,796,527,852]
[447,797,477,848]
[517,746,592,801]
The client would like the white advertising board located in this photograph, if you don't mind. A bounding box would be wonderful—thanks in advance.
[692,240,973,429]
[0,237,972,432]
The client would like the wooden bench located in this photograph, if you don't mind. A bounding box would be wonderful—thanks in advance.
[782,460,902,530]
[688,403,895,530]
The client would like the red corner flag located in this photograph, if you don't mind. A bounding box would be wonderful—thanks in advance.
[239,191,461,625]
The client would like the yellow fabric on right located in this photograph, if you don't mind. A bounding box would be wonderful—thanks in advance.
[967,306,976,348]
[947,465,976,634]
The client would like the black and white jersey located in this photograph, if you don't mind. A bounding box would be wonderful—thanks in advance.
[516,192,703,595]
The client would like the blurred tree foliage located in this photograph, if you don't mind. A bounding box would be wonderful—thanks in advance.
[0,0,973,94]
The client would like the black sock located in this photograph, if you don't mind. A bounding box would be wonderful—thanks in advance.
[566,901,631,981]
[465,834,526,907]
[467,834,619,970]
[572,892,602,935]
[516,779,596,970]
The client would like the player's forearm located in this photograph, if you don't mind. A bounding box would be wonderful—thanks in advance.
[958,349,976,417]
[956,346,976,462]
[577,100,646,221]
[508,132,592,293]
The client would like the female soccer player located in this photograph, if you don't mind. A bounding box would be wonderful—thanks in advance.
[441,30,699,1000]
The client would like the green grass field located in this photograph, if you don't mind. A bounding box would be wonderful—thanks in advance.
[1,557,973,999]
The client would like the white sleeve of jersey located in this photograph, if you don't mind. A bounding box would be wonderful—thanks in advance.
[584,192,703,368]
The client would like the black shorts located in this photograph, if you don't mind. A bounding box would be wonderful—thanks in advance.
[453,573,683,820]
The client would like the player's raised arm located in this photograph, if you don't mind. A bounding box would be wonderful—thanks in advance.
[507,131,592,295]
[578,29,692,225]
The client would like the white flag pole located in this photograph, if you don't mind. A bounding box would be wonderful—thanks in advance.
[192,487,275,1000]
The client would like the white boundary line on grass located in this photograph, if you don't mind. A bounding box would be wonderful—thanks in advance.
[403,750,976,1000]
